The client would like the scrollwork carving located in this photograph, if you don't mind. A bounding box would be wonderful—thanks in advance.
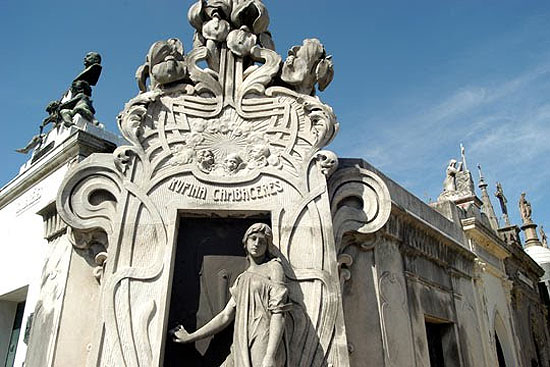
[329,166,391,252]
[185,46,223,97]
[303,98,339,149]
[338,253,353,288]
[236,45,282,109]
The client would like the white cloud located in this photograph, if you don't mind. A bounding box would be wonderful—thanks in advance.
[342,62,550,227]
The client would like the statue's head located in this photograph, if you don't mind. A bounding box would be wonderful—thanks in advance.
[242,223,273,257]
[84,52,102,67]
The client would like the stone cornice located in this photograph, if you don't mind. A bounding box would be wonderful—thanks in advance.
[0,130,117,210]
[384,206,476,278]
[461,217,511,260]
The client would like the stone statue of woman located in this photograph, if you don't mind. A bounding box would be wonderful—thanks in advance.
[442,159,462,192]
[519,192,533,225]
[170,223,290,367]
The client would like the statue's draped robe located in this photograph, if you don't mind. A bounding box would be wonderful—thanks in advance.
[223,259,288,367]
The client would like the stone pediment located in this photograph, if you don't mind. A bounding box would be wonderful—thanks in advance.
[117,38,338,190]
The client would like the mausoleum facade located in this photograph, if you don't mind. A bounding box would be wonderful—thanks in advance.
[1,1,549,366]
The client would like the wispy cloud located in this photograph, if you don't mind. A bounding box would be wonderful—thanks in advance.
[342,61,550,226]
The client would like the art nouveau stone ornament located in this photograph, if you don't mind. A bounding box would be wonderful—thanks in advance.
[55,1,374,365]
[328,165,391,286]
[135,39,187,92]
[281,39,334,96]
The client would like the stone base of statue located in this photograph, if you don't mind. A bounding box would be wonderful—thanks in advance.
[522,223,542,248]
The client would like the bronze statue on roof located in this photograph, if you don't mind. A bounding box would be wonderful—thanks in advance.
[16,52,102,154]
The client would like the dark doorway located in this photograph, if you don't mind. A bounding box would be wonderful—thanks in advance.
[426,322,446,367]
[495,334,507,367]
[164,215,269,367]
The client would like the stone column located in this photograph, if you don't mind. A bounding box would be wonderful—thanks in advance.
[522,222,542,248]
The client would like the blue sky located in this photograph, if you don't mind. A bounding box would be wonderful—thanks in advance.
[0,0,548,232]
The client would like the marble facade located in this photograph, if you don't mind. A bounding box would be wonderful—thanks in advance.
[1,1,550,367]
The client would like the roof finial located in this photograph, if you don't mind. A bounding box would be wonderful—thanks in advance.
[519,192,542,248]
[519,192,533,225]
[495,182,511,227]
[541,226,548,248]
[460,143,468,172]
[477,164,499,230]
[477,164,485,185]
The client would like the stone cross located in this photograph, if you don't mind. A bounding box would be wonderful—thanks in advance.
[495,182,510,226]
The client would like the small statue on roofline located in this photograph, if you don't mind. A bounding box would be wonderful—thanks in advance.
[519,192,533,225]
[16,52,103,154]
[438,144,476,201]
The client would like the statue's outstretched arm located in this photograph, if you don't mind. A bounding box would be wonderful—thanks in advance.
[171,296,236,344]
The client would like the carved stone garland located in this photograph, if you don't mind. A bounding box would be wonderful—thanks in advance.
[56,1,357,366]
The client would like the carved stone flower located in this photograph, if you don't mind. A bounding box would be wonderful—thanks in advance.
[188,0,232,32]
[267,153,282,168]
[281,39,334,95]
[246,131,267,145]
[146,39,187,88]
[219,121,229,134]
[151,58,187,86]
[227,27,257,57]
[202,16,230,42]
[281,54,308,85]
[231,0,269,34]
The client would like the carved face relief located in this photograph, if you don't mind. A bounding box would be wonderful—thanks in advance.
[197,149,215,165]
[245,231,268,259]
[197,149,215,172]
[315,150,338,177]
[247,143,270,168]
[223,153,243,174]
